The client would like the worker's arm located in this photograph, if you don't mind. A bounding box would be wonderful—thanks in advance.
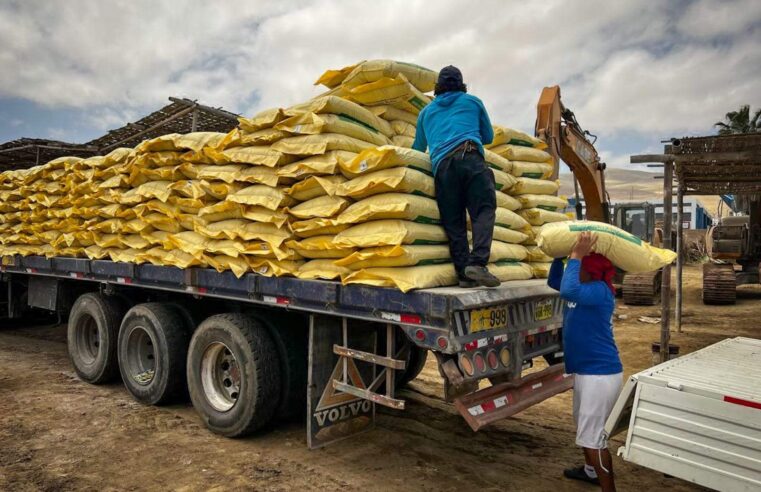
[559,259,610,305]
[547,257,564,291]
[476,98,494,146]
[412,110,427,152]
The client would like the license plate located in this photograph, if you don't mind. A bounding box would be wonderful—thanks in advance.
[535,300,553,321]
[470,306,508,333]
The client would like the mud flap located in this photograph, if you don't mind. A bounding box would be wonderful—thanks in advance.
[307,315,376,449]
[453,364,574,431]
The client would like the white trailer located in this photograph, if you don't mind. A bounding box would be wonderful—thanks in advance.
[605,336,761,492]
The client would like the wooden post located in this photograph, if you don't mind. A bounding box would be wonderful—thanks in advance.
[659,160,674,363]
[676,182,684,333]
[191,109,198,132]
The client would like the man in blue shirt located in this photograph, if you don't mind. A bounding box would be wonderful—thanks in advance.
[412,66,499,288]
[547,232,622,492]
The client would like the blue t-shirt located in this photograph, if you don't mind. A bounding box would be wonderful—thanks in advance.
[411,91,493,174]
[548,258,622,375]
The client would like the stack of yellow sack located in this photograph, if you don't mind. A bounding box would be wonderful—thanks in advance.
[486,127,570,279]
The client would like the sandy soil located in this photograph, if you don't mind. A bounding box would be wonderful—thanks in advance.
[1,264,758,491]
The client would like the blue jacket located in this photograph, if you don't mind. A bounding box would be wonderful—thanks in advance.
[412,91,494,174]
[548,258,622,375]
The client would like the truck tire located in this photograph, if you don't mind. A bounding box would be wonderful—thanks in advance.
[67,293,126,384]
[397,345,428,388]
[187,313,281,437]
[118,303,190,405]
[250,311,308,421]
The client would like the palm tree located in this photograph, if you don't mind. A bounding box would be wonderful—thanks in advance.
[714,105,761,134]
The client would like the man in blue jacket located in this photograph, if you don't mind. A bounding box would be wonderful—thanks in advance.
[412,66,499,288]
[548,232,622,492]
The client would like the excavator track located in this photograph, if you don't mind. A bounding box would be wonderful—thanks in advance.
[622,270,662,305]
[702,263,737,305]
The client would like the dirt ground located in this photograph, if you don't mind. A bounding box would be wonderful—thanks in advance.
[1,264,758,492]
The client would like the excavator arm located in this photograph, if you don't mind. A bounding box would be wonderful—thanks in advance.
[535,86,610,222]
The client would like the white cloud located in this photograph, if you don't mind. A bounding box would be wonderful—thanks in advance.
[0,0,759,149]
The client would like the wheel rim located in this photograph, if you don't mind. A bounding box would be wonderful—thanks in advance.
[76,314,100,365]
[125,326,156,385]
[200,342,241,412]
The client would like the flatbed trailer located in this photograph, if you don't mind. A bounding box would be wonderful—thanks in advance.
[0,254,571,448]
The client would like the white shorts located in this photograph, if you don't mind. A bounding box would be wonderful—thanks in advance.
[573,373,623,449]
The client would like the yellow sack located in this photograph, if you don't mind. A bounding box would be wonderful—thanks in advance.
[275,113,390,147]
[218,146,293,167]
[341,145,431,178]
[336,244,450,270]
[517,194,568,211]
[391,136,414,148]
[494,207,530,231]
[285,235,355,259]
[119,181,172,205]
[337,167,435,199]
[484,150,512,173]
[529,262,552,279]
[314,62,359,88]
[519,208,570,226]
[195,219,291,246]
[98,174,130,189]
[285,96,393,137]
[218,128,288,149]
[333,220,447,248]
[238,108,286,133]
[490,144,552,164]
[496,191,521,211]
[340,60,438,92]
[277,150,357,179]
[539,221,679,273]
[206,254,250,278]
[337,193,439,224]
[490,242,528,262]
[524,226,542,246]
[169,180,207,199]
[527,245,554,262]
[510,177,560,195]
[140,247,204,269]
[287,175,345,201]
[199,201,288,228]
[390,120,416,138]
[142,213,183,233]
[285,195,350,219]
[103,148,134,167]
[271,133,374,156]
[128,165,183,186]
[290,218,348,238]
[227,185,293,210]
[247,258,302,277]
[140,230,172,247]
[493,226,529,244]
[84,245,109,259]
[488,262,533,282]
[200,181,245,200]
[346,74,430,114]
[489,126,547,150]
[369,105,418,125]
[511,161,554,179]
[132,151,184,168]
[136,132,225,153]
[108,248,146,265]
[296,259,351,280]
[492,168,517,191]
[197,164,280,187]
[343,263,456,293]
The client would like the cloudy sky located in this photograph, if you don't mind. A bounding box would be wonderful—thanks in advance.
[1,0,759,168]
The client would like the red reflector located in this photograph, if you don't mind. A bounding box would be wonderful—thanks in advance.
[400,314,421,324]
[437,336,448,349]
[474,353,486,372]
[415,329,425,341]
[724,395,761,410]
[487,350,498,369]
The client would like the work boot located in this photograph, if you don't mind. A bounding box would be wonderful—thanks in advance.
[563,465,600,485]
[458,276,478,288]
[463,265,500,288]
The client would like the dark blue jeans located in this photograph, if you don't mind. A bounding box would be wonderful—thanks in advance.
[434,148,496,277]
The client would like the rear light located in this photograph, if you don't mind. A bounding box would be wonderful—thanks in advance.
[499,347,511,367]
[474,352,486,373]
[526,335,535,345]
[487,349,499,369]
[415,329,425,341]
[459,354,474,376]
[437,336,448,349]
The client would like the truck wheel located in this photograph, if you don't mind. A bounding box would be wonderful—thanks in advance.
[250,312,308,421]
[67,293,126,384]
[398,345,428,388]
[187,314,281,437]
[118,303,190,405]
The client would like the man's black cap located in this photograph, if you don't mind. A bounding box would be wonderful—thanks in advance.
[438,65,463,86]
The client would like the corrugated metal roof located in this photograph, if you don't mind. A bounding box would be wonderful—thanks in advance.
[637,337,761,402]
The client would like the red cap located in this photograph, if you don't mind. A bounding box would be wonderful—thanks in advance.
[581,253,616,294]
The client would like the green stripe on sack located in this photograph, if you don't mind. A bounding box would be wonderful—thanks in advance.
[417,258,450,266]
[494,259,520,265]
[568,224,642,245]
[410,165,434,176]
[337,114,380,134]
[522,172,543,179]
[411,190,434,198]
[413,216,440,224]
[494,183,504,191]
[537,205,559,211]
[411,239,447,245]
[495,222,511,229]
[508,138,534,147]
[408,96,427,111]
